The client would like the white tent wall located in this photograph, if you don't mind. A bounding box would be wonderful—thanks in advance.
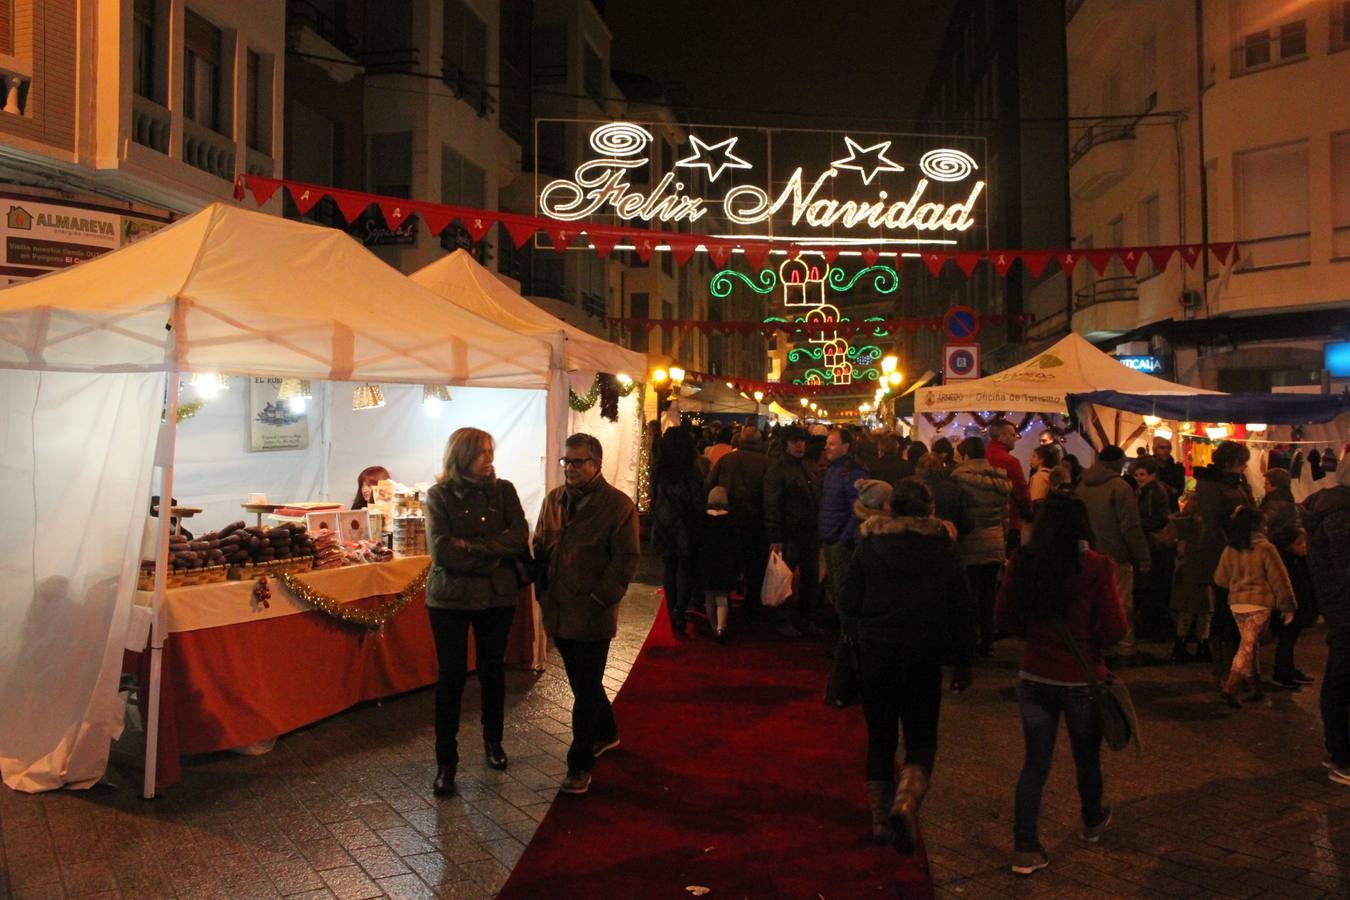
[910,415,1095,473]
[167,380,549,533]
[567,379,643,500]
[0,370,165,791]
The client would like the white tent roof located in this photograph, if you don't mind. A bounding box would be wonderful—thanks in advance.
[410,250,645,377]
[0,203,554,388]
[914,332,1217,414]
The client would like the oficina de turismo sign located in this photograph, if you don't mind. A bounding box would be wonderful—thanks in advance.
[535,120,987,248]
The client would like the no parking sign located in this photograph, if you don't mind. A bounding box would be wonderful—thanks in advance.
[944,343,981,380]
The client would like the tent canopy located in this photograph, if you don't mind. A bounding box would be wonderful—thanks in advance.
[1068,390,1350,425]
[0,203,554,387]
[681,381,759,415]
[410,250,645,378]
[914,333,1218,414]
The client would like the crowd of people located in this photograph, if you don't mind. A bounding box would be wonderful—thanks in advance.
[414,417,1350,879]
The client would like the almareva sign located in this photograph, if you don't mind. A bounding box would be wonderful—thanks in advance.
[536,121,986,244]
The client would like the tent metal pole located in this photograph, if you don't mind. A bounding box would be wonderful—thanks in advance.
[143,366,181,799]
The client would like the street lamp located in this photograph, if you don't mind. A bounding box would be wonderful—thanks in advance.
[752,389,764,422]
[652,368,669,385]
[799,396,810,407]
[669,366,686,385]
[881,355,899,376]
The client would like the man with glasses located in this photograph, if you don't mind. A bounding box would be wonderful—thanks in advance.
[1153,436,1186,511]
[534,433,640,795]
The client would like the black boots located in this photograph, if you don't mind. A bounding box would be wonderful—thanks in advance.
[433,764,456,796]
[865,781,896,844]
[485,741,508,771]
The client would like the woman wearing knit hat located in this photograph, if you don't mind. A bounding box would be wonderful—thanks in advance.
[853,478,894,525]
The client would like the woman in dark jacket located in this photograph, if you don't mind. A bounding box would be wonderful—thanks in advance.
[842,480,974,854]
[995,495,1128,877]
[916,453,968,534]
[1262,468,1317,687]
[650,427,705,636]
[425,427,529,796]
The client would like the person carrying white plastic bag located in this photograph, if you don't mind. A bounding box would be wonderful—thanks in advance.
[762,547,794,608]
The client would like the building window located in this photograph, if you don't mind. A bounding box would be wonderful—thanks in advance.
[1333,132,1350,258]
[1137,195,1161,278]
[1232,1,1307,75]
[1235,140,1309,270]
[132,0,156,100]
[629,292,650,351]
[532,26,567,83]
[443,0,488,115]
[582,42,603,100]
[367,132,413,198]
[364,3,414,72]
[662,300,674,354]
[441,145,487,207]
[184,10,224,133]
[1334,1,1350,53]
[246,51,273,154]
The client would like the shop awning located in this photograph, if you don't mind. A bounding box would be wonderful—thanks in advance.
[1068,390,1350,425]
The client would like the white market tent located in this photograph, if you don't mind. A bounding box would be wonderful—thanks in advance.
[0,203,557,795]
[410,250,646,500]
[912,333,1219,461]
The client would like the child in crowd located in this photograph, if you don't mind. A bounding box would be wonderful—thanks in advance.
[696,486,738,643]
[1214,507,1296,707]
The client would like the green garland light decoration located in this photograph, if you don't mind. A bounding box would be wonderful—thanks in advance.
[569,376,601,412]
[827,264,899,294]
[710,267,777,298]
[863,315,891,337]
[175,399,204,423]
[278,564,429,631]
[789,346,823,363]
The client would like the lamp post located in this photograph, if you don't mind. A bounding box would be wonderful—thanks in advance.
[752,389,764,425]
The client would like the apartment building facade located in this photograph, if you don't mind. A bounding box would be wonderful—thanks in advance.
[1067,0,1350,390]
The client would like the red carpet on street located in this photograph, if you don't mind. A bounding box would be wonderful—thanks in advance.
[499,602,934,899]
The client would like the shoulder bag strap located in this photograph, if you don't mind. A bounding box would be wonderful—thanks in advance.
[1050,618,1101,690]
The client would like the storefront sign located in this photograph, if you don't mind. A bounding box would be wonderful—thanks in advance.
[0,194,171,286]
[1116,355,1166,374]
[536,121,985,244]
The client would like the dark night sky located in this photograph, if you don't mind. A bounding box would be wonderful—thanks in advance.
[605,1,957,129]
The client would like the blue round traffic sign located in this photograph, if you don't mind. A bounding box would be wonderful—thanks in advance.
[943,305,981,340]
[948,348,977,377]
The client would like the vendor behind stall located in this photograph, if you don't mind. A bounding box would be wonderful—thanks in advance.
[352,465,391,510]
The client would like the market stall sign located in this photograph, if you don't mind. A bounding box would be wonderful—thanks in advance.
[536,121,985,245]
[1115,355,1166,374]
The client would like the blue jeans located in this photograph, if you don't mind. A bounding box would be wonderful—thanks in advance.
[1014,679,1105,851]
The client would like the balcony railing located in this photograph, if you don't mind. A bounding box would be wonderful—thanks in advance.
[1074,275,1138,310]
[363,48,419,75]
[287,0,359,58]
[182,117,236,181]
[1235,232,1311,272]
[441,59,495,118]
[131,94,170,154]
[1069,113,1143,167]
[245,147,274,177]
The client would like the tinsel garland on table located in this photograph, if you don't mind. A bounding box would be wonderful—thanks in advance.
[277,564,430,631]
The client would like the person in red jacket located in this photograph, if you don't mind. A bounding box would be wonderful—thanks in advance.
[995,494,1129,877]
[987,420,1033,549]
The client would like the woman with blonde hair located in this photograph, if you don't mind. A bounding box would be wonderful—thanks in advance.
[424,427,529,796]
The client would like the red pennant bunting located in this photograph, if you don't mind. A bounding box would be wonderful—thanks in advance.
[462,211,497,242]
[1020,252,1050,278]
[545,225,575,252]
[417,205,454,236]
[587,229,621,258]
[991,251,1016,277]
[1119,248,1143,275]
[1146,246,1175,273]
[1085,249,1114,276]
[954,252,982,276]
[634,235,656,262]
[820,247,840,266]
[288,184,324,217]
[1210,241,1238,265]
[861,247,880,266]
[1057,250,1082,275]
[332,190,373,224]
[502,216,538,248]
[248,175,281,207]
[232,175,245,201]
[378,200,409,229]
[707,242,730,267]
[923,252,948,277]
[1180,244,1202,268]
[668,236,698,266]
[742,243,771,272]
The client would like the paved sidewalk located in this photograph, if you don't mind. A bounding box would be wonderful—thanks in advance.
[3,551,1350,898]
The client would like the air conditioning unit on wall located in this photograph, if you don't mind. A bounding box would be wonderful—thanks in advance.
[1180,289,1202,310]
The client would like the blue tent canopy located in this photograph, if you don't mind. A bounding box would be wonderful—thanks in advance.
[1068,390,1350,425]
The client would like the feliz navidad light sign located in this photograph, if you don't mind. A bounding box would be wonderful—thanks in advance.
[536,121,987,246]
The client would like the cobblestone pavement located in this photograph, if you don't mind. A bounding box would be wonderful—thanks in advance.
[2,550,1350,898]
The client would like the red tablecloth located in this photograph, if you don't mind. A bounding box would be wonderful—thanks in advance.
[128,587,534,789]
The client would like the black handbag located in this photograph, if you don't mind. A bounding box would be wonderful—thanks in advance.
[825,635,861,708]
[1052,619,1141,754]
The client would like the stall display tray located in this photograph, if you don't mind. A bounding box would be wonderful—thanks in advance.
[138,564,229,591]
[228,556,315,581]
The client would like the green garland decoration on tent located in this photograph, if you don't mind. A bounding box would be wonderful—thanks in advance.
[569,376,601,412]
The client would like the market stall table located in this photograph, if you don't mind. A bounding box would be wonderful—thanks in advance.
[126,555,536,788]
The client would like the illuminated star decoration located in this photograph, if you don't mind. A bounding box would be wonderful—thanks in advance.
[675,135,753,183]
[830,137,906,186]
